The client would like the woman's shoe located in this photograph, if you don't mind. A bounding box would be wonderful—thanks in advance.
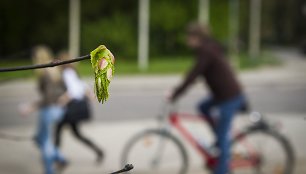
[96,150,104,164]
[55,160,69,173]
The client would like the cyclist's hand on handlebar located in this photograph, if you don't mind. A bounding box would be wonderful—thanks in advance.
[164,89,175,103]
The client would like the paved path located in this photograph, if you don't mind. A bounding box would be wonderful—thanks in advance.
[0,114,305,174]
[0,50,306,127]
[0,49,305,173]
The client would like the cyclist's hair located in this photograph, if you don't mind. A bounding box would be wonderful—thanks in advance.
[186,22,210,39]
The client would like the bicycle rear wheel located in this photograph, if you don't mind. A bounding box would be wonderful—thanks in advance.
[121,129,188,174]
[231,129,294,174]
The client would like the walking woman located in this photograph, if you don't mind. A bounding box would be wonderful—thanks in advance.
[20,46,69,174]
[54,51,104,163]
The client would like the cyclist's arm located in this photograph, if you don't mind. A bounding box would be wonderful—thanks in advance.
[170,57,207,102]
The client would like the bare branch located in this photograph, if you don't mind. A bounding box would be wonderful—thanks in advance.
[0,54,90,72]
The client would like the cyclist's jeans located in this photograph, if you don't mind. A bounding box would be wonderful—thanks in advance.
[198,94,245,174]
[35,105,67,174]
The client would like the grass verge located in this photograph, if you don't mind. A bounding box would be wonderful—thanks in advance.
[0,51,281,81]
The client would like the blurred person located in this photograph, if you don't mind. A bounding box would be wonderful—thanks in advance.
[19,46,69,174]
[54,51,104,164]
[168,23,247,174]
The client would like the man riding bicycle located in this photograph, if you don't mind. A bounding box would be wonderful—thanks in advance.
[169,23,247,174]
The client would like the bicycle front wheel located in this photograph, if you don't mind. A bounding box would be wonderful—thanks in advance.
[121,129,188,174]
[230,129,294,174]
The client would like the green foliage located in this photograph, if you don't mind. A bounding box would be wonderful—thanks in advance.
[150,0,197,56]
[210,0,229,43]
[0,0,68,55]
[82,13,137,60]
[0,0,303,61]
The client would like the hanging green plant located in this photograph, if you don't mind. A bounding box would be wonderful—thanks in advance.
[90,45,115,103]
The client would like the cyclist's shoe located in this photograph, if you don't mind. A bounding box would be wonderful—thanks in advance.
[205,146,219,170]
[209,146,220,157]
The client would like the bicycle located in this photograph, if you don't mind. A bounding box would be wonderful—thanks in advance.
[121,102,295,174]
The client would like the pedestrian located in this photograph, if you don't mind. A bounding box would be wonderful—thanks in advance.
[54,51,104,164]
[168,23,247,174]
[19,45,69,174]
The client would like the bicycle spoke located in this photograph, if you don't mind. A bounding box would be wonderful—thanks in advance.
[122,130,188,174]
[151,134,167,168]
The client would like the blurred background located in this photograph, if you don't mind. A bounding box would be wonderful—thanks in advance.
[0,0,306,173]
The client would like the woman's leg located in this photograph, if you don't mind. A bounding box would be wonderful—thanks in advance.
[41,139,67,174]
[41,141,55,174]
[51,109,69,170]
[53,147,67,164]
[54,120,65,147]
[38,108,56,174]
[69,122,104,162]
[44,106,67,173]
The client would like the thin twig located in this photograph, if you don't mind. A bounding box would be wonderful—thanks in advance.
[0,54,90,72]
[109,164,134,174]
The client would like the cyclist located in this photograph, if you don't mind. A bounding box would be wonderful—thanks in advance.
[169,23,246,174]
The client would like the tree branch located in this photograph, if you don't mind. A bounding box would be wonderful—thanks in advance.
[0,54,90,72]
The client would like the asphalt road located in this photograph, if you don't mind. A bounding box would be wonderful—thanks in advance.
[0,50,306,174]
[0,50,306,128]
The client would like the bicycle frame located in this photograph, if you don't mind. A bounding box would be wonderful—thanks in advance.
[167,111,260,170]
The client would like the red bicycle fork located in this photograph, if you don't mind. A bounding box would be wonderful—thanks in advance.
[169,113,218,169]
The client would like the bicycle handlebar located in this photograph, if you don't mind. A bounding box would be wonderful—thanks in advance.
[157,100,177,119]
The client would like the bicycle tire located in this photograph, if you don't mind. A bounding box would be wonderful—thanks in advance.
[231,129,295,174]
[121,129,189,174]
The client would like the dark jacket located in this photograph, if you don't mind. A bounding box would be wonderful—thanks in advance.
[172,38,242,102]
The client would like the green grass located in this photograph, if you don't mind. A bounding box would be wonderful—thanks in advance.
[234,51,282,70]
[78,56,193,77]
[0,59,34,82]
[0,52,281,81]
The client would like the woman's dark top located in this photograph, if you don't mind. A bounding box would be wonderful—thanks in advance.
[171,38,242,102]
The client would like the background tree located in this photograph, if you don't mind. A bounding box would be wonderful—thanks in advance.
[0,0,304,60]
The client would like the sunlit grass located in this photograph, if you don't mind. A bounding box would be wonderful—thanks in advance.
[78,56,193,77]
[0,51,281,81]
[0,59,34,82]
[235,51,281,70]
